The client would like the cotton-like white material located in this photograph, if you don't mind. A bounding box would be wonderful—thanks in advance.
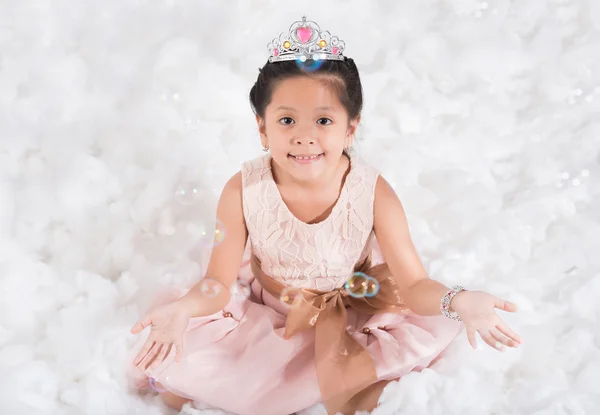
[1,1,599,414]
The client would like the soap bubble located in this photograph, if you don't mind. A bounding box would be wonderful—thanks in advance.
[197,218,226,248]
[280,287,303,307]
[231,280,252,299]
[199,278,223,298]
[344,272,369,298]
[364,278,380,298]
[296,58,324,73]
[344,272,379,299]
[149,377,166,393]
[174,182,203,206]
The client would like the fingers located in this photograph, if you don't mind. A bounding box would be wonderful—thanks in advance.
[134,340,155,366]
[141,343,162,370]
[135,339,182,369]
[150,343,172,369]
[137,342,160,370]
[494,297,518,313]
[130,317,152,334]
[466,329,478,349]
[496,322,523,345]
[479,331,504,352]
[490,328,518,348]
[479,324,523,352]
[490,328,519,347]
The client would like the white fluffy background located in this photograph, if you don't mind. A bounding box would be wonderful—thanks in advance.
[0,0,599,414]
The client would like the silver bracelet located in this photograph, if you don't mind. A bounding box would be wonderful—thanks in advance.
[440,285,466,321]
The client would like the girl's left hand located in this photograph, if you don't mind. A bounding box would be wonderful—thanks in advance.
[450,290,522,352]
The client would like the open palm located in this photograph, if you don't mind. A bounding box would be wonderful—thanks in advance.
[452,290,522,351]
[130,302,190,370]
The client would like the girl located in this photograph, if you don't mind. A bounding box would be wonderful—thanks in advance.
[128,16,522,415]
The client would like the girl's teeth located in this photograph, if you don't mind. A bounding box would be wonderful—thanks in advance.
[295,154,321,160]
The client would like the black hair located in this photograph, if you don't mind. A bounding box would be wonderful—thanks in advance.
[249,58,363,123]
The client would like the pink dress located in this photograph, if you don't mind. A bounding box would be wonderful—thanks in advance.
[128,153,463,415]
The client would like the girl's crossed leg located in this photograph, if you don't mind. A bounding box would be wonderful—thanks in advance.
[154,381,191,411]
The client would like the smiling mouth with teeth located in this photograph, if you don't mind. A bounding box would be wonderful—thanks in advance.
[288,153,324,160]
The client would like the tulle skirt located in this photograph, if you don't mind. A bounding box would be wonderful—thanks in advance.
[126,252,463,415]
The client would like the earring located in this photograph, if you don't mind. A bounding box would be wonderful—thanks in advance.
[262,146,269,152]
[345,135,355,153]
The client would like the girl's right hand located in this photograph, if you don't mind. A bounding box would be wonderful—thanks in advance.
[130,300,190,370]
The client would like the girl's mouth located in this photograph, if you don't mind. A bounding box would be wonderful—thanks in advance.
[288,153,324,164]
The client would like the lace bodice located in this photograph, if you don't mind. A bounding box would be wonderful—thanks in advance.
[241,153,380,291]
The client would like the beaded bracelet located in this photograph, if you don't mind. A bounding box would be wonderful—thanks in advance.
[440,285,466,321]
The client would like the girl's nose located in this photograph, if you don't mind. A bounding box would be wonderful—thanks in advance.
[294,137,316,145]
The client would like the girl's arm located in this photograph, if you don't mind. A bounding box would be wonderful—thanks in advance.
[177,171,249,317]
[374,176,522,351]
[373,176,458,315]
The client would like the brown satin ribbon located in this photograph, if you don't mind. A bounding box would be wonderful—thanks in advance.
[250,254,407,415]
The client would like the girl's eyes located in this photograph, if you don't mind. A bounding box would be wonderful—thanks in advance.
[279,117,294,125]
[278,117,333,126]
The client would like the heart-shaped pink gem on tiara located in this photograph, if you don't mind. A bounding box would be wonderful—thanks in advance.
[296,27,312,43]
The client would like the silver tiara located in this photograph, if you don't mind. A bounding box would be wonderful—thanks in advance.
[268,15,346,63]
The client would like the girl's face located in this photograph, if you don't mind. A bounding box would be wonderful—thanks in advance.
[257,76,358,183]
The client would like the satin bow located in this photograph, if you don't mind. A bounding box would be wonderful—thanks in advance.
[250,255,407,415]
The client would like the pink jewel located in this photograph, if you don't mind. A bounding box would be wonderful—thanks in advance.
[273,49,279,56]
[332,46,339,55]
[297,27,312,43]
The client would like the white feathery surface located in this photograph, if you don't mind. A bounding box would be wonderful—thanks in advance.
[0,0,599,414]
